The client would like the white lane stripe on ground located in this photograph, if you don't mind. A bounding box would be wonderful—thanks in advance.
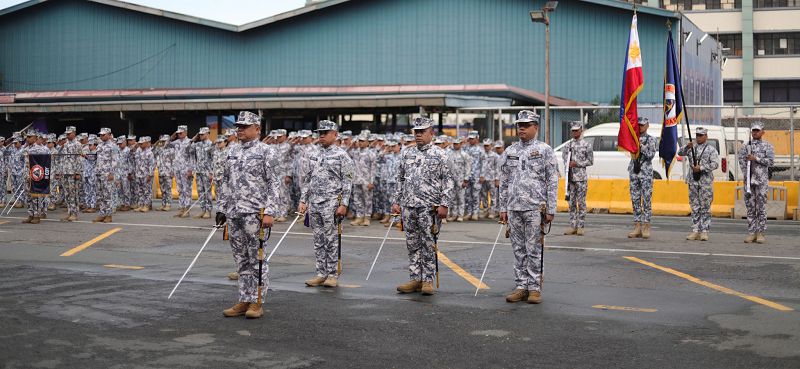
[4,215,799,261]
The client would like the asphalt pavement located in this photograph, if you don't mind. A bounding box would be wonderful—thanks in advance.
[1,204,798,368]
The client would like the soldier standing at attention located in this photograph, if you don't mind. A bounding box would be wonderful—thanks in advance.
[498,110,557,304]
[59,126,84,222]
[154,135,174,211]
[627,117,657,239]
[464,131,483,221]
[562,121,594,236]
[134,137,155,212]
[298,120,354,288]
[217,111,280,319]
[679,127,719,241]
[738,121,774,244]
[190,127,214,219]
[168,125,193,218]
[391,117,454,296]
[93,128,119,223]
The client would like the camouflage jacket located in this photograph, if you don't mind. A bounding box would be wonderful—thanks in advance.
[60,139,84,175]
[352,147,376,185]
[189,140,214,174]
[218,140,280,217]
[498,138,558,214]
[301,144,354,206]
[737,139,774,187]
[449,149,472,183]
[464,144,483,181]
[95,140,119,176]
[134,147,155,178]
[393,142,454,208]
[678,141,719,186]
[166,137,192,173]
[562,138,593,183]
[627,133,657,180]
[154,145,175,177]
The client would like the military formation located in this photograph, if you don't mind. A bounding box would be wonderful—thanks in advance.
[0,111,778,317]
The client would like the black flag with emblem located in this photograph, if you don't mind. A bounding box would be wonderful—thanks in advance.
[28,154,51,197]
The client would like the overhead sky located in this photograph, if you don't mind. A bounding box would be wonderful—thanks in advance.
[0,0,308,25]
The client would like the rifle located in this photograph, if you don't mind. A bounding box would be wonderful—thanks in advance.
[746,142,752,194]
[565,145,573,201]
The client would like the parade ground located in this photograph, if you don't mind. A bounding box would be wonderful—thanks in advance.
[0,206,798,369]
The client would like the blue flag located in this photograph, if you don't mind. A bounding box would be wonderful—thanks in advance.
[659,32,683,178]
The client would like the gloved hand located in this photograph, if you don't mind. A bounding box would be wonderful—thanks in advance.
[215,211,226,226]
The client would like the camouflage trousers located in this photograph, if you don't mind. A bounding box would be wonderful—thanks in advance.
[118,176,132,207]
[159,176,173,207]
[27,194,47,217]
[351,184,373,218]
[175,172,193,208]
[50,178,63,204]
[278,178,291,217]
[228,213,269,303]
[688,183,713,232]
[83,173,96,208]
[64,176,81,216]
[450,184,465,218]
[381,182,396,214]
[630,177,653,223]
[480,181,496,212]
[95,174,115,216]
[508,209,544,292]
[401,206,437,283]
[745,185,768,234]
[310,199,339,278]
[134,177,153,208]
[465,179,481,216]
[195,173,213,212]
[372,180,383,215]
[567,180,588,229]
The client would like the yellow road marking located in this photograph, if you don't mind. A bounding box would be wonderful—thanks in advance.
[103,264,144,270]
[592,305,658,313]
[60,227,122,257]
[437,251,490,290]
[340,284,362,288]
[624,256,793,312]
[0,220,9,225]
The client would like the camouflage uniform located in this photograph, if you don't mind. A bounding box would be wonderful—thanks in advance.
[117,143,132,208]
[464,135,483,217]
[301,128,354,278]
[24,141,50,218]
[134,143,155,208]
[49,144,62,206]
[82,144,97,209]
[166,129,193,209]
[190,137,214,213]
[737,133,775,236]
[498,134,558,293]
[393,131,454,284]
[449,144,471,219]
[95,134,119,217]
[61,136,84,217]
[217,111,281,304]
[154,141,175,208]
[274,138,293,218]
[628,133,657,224]
[562,135,593,229]
[212,142,227,203]
[351,144,376,219]
[678,137,719,233]
[378,149,401,214]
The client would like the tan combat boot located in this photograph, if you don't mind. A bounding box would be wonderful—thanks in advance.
[163,204,171,212]
[102,216,112,223]
[157,204,165,211]
[245,303,263,319]
[641,223,651,239]
[305,276,326,287]
[227,271,239,280]
[13,203,23,208]
[627,222,642,238]
[322,276,338,288]
[563,227,577,235]
[83,208,97,213]
[92,215,105,223]
[700,232,709,241]
[201,211,210,219]
[420,281,435,296]
[223,302,250,317]
[47,203,56,211]
[173,208,186,218]
[456,216,464,222]
[755,233,765,244]
[140,206,151,213]
[396,280,422,294]
[68,214,78,222]
[30,217,40,224]
[179,209,190,218]
[505,289,528,303]
[39,213,46,219]
[527,291,542,304]
[744,233,756,243]
[21,216,34,224]
[193,211,205,219]
[488,213,496,220]
[361,218,371,226]
[576,228,585,236]
[350,217,364,226]
[686,232,700,241]
[60,215,72,222]
[380,215,391,224]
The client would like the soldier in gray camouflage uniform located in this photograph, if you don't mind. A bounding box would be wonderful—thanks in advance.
[126,136,139,210]
[464,131,483,221]
[59,127,84,221]
[47,135,60,210]
[82,137,98,212]
[678,127,719,241]
[738,121,775,244]
[298,120,354,288]
[154,135,174,211]
[627,117,657,239]
[272,130,292,222]
[93,128,118,223]
[446,138,471,222]
[134,137,155,211]
[167,125,193,217]
[350,134,376,226]
[562,121,594,236]
[212,136,227,205]
[392,117,454,296]
[190,127,214,219]
[378,140,401,226]
[217,111,280,319]
[498,110,557,304]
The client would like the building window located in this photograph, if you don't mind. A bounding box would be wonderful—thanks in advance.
[760,80,800,103]
[723,81,743,103]
[715,34,743,56]
[755,32,800,56]
[755,0,800,8]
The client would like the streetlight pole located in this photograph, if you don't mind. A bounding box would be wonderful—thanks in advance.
[531,1,557,145]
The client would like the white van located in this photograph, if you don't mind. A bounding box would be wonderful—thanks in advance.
[554,122,729,181]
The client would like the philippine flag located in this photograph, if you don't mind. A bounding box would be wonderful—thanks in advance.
[618,14,644,155]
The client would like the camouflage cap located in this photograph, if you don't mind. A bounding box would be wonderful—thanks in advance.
[411,117,433,130]
[276,129,287,136]
[64,126,77,134]
[637,117,650,125]
[514,110,540,124]
[115,136,125,144]
[235,111,261,126]
[386,139,398,147]
[361,129,372,136]
[299,130,311,138]
[78,133,88,139]
[198,127,210,135]
[482,138,493,145]
[215,136,225,143]
[751,121,764,131]
[12,137,23,143]
[340,130,353,139]
[404,134,415,141]
[225,128,236,137]
[127,135,137,141]
[453,137,463,144]
[433,136,444,144]
[176,125,188,133]
[494,140,504,148]
[368,134,377,141]
[695,127,708,135]
[25,130,37,137]
[316,120,338,132]
[58,134,67,141]
[159,134,170,141]
[377,134,385,141]
[98,127,112,135]
[0,136,5,141]
[356,133,369,141]
[570,121,583,131]
[312,132,319,139]
[88,134,97,140]
[467,130,479,138]
[288,131,298,138]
